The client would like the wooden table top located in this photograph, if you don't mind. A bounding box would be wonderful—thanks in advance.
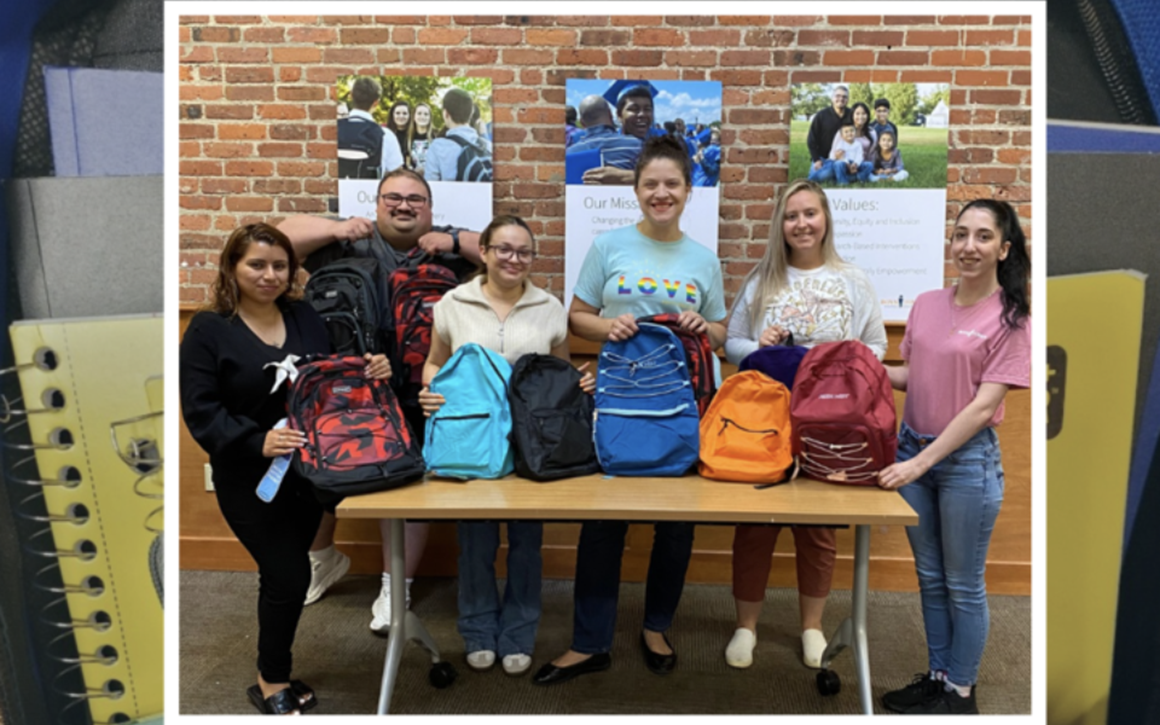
[337,473,918,527]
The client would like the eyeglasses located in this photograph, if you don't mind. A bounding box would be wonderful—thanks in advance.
[487,245,535,264]
[379,193,429,208]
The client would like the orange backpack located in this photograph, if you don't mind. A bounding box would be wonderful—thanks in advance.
[698,371,795,484]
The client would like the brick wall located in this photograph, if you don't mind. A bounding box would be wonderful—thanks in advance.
[177,14,1033,306]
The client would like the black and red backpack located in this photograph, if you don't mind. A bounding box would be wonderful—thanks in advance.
[637,312,717,416]
[388,249,459,402]
[287,355,425,502]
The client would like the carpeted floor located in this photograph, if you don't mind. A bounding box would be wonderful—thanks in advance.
[179,570,1030,715]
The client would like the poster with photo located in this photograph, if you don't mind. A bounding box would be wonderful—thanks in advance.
[564,79,722,305]
[336,75,493,232]
[790,82,949,322]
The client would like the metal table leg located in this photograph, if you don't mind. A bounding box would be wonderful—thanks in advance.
[375,518,447,714]
[819,523,874,715]
[852,524,872,715]
[376,517,407,714]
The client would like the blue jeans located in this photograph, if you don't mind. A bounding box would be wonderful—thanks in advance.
[571,520,695,653]
[456,521,543,657]
[833,160,873,184]
[807,159,835,183]
[896,422,1004,686]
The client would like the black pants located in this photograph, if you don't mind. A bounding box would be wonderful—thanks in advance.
[216,473,322,683]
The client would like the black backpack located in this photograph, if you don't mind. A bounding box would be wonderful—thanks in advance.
[304,257,391,357]
[337,116,383,179]
[508,354,599,481]
[446,134,493,182]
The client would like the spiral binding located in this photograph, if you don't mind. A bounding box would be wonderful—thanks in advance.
[0,346,142,725]
[109,386,164,606]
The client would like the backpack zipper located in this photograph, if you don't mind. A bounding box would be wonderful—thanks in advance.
[1077,0,1157,124]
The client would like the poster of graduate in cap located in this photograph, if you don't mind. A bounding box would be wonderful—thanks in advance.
[563,79,722,305]
[790,81,949,322]
[335,74,493,232]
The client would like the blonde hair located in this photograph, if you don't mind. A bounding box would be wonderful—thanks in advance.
[732,179,848,330]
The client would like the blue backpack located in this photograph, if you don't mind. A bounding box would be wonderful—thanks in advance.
[594,323,699,476]
[423,343,514,479]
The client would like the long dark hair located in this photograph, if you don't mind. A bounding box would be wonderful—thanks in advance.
[208,223,302,316]
[957,199,1030,329]
[851,102,874,141]
[633,134,692,188]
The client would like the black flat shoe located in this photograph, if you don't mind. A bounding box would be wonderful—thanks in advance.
[247,684,301,715]
[290,680,317,712]
[640,632,676,675]
[531,652,612,686]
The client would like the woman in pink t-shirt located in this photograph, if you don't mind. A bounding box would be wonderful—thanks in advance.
[877,200,1031,716]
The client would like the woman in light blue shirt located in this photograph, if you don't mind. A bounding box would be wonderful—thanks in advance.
[533,135,726,686]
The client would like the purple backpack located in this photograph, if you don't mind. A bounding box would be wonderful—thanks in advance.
[739,344,809,390]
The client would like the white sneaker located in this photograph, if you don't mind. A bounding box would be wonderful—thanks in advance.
[369,574,412,633]
[725,627,756,669]
[304,547,350,606]
[802,628,827,669]
[502,653,532,676]
[466,650,496,671]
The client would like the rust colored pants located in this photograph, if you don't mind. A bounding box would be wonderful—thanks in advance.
[731,523,837,602]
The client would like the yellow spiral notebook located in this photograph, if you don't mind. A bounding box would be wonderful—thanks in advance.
[8,314,163,724]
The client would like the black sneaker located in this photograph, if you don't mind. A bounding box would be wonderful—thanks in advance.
[882,673,943,713]
[901,685,979,715]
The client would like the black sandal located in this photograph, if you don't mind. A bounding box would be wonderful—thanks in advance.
[290,680,317,712]
[247,684,301,715]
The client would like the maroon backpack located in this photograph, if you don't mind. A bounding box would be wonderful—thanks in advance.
[388,251,458,398]
[637,313,716,417]
[287,355,425,501]
[790,341,897,485]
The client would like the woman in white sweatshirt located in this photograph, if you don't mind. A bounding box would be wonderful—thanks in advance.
[722,179,887,671]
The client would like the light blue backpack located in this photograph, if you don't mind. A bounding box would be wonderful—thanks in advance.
[594,322,700,476]
[423,343,514,479]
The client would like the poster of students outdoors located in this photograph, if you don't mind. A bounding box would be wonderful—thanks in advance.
[335,74,493,232]
[563,79,722,304]
[790,82,949,322]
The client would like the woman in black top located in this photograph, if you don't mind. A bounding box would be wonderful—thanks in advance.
[180,223,390,715]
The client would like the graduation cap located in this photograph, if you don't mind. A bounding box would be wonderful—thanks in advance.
[601,79,659,108]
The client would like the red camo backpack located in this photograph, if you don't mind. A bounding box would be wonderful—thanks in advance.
[388,250,458,398]
[287,355,425,502]
[790,341,897,485]
[637,312,717,417]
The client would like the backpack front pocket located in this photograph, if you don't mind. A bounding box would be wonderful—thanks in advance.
[706,418,782,463]
[532,409,594,469]
[594,405,698,476]
[797,423,879,484]
[314,410,396,471]
[428,413,492,471]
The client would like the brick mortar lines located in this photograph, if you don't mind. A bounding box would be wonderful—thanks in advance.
[177,15,1032,303]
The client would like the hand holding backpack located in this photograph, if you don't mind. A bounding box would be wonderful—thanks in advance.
[637,312,717,416]
[790,341,897,485]
[594,322,699,476]
[286,355,425,504]
[423,343,514,479]
[303,256,391,357]
[509,354,599,481]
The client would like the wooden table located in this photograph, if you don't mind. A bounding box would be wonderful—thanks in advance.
[338,473,919,715]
